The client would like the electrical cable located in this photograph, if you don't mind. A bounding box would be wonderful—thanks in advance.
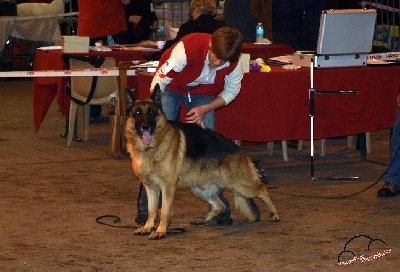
[95,215,186,235]
[276,145,400,200]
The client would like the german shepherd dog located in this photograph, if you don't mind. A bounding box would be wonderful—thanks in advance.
[125,84,280,239]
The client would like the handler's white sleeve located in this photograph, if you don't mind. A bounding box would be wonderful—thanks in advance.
[150,42,187,92]
[218,60,243,105]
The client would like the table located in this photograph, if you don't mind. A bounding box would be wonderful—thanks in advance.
[240,43,293,59]
[137,65,400,142]
[33,48,159,132]
[33,43,294,132]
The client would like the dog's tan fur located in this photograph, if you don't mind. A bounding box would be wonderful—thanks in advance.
[125,88,279,239]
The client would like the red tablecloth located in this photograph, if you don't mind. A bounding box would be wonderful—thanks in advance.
[32,43,294,132]
[33,48,158,132]
[241,43,293,57]
[138,65,400,141]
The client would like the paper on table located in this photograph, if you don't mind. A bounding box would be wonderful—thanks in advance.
[254,38,272,46]
[38,46,62,51]
[367,59,396,65]
[113,46,158,51]
[89,46,112,52]
[267,55,293,66]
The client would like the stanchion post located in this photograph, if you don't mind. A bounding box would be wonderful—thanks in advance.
[308,58,360,182]
[109,61,131,158]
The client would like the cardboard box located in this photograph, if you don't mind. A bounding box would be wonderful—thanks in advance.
[240,53,250,73]
[62,36,89,53]
[292,52,314,68]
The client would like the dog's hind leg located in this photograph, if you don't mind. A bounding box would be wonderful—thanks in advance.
[233,175,280,222]
[190,184,226,225]
[233,193,260,222]
[256,186,280,222]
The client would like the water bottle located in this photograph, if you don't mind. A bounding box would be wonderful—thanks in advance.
[256,22,264,43]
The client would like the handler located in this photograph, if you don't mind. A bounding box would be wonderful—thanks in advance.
[377,94,400,197]
[135,26,244,226]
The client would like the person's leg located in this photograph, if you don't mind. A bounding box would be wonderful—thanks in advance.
[387,109,400,182]
[90,105,102,118]
[135,184,148,225]
[162,88,184,121]
[183,94,232,224]
[136,88,183,224]
[379,108,400,197]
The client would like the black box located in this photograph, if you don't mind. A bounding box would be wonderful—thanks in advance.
[0,0,17,17]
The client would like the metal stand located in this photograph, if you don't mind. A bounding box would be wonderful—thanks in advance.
[309,59,360,182]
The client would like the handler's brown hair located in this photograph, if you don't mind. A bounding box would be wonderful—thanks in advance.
[211,26,243,63]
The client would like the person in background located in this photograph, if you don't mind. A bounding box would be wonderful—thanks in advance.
[378,94,400,197]
[271,0,303,49]
[112,0,159,45]
[135,26,244,226]
[223,0,258,42]
[77,0,130,123]
[250,0,273,41]
[295,0,334,51]
[162,0,225,51]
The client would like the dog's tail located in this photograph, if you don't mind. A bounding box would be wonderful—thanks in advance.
[234,193,260,222]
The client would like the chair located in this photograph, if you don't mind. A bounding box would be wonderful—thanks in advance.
[267,141,289,161]
[65,56,118,146]
[298,133,371,156]
[268,133,371,161]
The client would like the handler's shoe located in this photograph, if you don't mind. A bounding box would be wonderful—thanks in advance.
[215,215,233,225]
[135,213,148,225]
[377,182,400,197]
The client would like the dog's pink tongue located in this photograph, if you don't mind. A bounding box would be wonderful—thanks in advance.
[142,130,152,145]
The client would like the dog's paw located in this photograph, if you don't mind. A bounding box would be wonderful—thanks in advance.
[148,231,166,240]
[269,212,280,222]
[190,217,210,225]
[133,227,152,236]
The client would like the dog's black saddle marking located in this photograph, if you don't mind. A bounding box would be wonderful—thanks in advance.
[169,121,240,160]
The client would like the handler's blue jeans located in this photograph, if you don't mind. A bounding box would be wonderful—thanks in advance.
[161,88,215,130]
[138,88,231,217]
[384,108,400,186]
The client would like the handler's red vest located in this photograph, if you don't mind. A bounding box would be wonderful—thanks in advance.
[158,33,239,96]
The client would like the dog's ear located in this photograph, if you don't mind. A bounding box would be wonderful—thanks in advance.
[151,83,163,111]
[125,87,136,114]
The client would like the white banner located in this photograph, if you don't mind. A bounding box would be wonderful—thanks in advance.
[0,67,138,78]
[367,52,400,61]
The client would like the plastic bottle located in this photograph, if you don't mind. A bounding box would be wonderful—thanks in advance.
[256,22,264,43]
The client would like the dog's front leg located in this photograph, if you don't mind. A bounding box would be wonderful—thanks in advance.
[133,185,160,236]
[148,184,176,240]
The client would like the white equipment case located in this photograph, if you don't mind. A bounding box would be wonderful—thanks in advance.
[294,9,377,69]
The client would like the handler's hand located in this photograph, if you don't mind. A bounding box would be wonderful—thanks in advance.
[185,106,207,125]
[121,0,130,5]
[129,15,142,24]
